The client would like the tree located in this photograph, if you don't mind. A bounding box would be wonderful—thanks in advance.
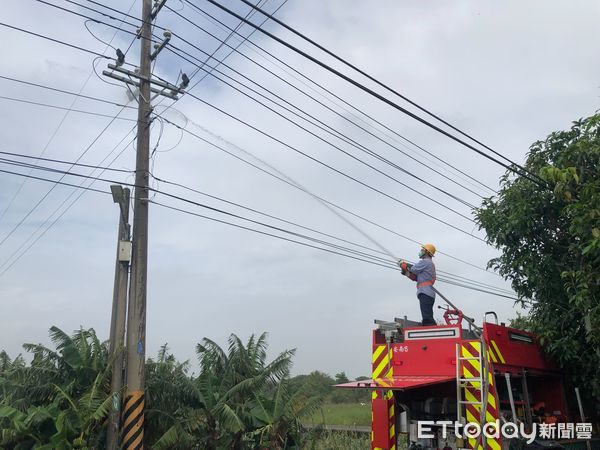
[251,380,321,449]
[0,326,113,448]
[476,113,600,401]
[334,372,349,385]
[1,327,326,448]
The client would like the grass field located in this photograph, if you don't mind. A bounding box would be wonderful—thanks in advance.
[304,430,370,449]
[305,402,371,427]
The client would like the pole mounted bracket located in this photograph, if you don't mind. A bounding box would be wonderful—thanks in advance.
[151,30,171,61]
[151,0,168,19]
[103,64,181,100]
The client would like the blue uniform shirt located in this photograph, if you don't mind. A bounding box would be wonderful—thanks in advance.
[409,257,436,298]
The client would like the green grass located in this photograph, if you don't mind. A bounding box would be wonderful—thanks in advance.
[303,430,370,450]
[305,402,371,427]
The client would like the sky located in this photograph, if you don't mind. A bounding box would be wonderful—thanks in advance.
[0,0,599,378]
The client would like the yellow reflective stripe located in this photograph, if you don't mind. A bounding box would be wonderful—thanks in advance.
[488,438,501,450]
[468,340,481,353]
[487,345,499,363]
[487,391,496,409]
[372,391,378,400]
[373,356,389,379]
[390,423,395,438]
[466,406,479,423]
[372,345,386,363]
[464,379,497,421]
[464,389,480,410]
[463,366,481,388]
[461,346,482,375]
[490,340,506,364]
[377,379,391,388]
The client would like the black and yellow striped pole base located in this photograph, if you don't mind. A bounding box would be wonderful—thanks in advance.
[121,390,144,449]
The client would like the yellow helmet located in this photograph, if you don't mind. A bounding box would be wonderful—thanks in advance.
[422,243,436,256]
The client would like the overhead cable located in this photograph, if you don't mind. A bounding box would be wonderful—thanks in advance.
[203,0,549,188]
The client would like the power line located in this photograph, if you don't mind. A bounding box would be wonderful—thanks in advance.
[36,0,491,210]
[0,105,130,249]
[149,0,286,122]
[178,2,496,196]
[25,0,163,62]
[226,0,548,188]
[0,75,137,109]
[155,113,501,278]
[0,147,512,294]
[0,164,517,300]
[177,88,487,242]
[0,7,504,280]
[188,0,270,80]
[0,167,107,194]
[232,0,511,172]
[0,95,136,121]
[0,151,132,173]
[52,0,494,202]
[204,0,548,189]
[164,5,489,203]
[76,0,493,198]
[0,164,404,271]
[0,156,513,296]
[149,202,518,301]
[164,42,479,214]
[0,21,112,59]
[0,0,136,224]
[0,130,136,276]
[151,173,514,295]
[50,5,485,230]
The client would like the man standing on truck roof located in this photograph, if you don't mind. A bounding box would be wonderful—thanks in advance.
[399,244,437,326]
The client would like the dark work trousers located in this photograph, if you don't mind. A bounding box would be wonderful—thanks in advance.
[417,293,436,326]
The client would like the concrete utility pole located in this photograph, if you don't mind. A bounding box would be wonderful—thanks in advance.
[107,185,131,450]
[122,0,153,447]
[101,1,186,447]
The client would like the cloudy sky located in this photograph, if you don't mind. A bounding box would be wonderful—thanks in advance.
[0,0,598,378]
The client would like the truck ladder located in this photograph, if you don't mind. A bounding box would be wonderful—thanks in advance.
[456,336,490,450]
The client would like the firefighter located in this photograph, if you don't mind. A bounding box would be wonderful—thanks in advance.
[399,244,437,326]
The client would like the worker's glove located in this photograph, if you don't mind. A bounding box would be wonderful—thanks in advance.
[398,260,410,274]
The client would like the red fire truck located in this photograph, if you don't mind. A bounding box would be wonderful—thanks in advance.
[336,308,590,450]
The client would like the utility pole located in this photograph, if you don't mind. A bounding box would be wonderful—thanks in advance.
[122,0,152,447]
[101,1,186,448]
[107,186,131,450]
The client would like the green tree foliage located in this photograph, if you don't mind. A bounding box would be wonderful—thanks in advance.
[476,113,600,399]
[333,372,349,385]
[0,326,112,449]
[0,327,323,449]
[289,371,370,405]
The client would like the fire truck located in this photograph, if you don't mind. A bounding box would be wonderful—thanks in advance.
[336,307,590,450]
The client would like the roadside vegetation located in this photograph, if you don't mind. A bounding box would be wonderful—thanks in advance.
[477,113,600,404]
[0,326,369,448]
